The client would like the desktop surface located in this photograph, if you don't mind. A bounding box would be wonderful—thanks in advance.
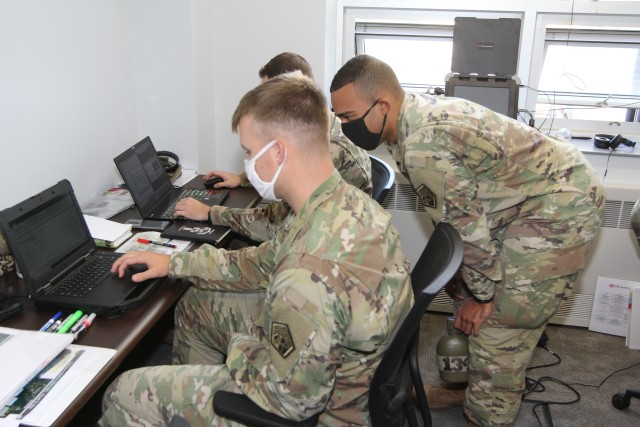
[0,178,260,426]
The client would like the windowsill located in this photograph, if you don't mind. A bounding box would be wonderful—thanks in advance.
[570,138,640,158]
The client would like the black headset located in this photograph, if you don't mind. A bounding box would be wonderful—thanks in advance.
[593,134,637,150]
[157,151,180,173]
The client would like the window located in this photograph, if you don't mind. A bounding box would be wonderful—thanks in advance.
[355,23,454,92]
[535,27,640,123]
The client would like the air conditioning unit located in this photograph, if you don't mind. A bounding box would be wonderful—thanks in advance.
[383,175,640,327]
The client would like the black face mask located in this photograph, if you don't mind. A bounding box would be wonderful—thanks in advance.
[341,99,387,151]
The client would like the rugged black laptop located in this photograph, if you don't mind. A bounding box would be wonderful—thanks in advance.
[114,137,228,220]
[451,17,521,78]
[0,180,160,318]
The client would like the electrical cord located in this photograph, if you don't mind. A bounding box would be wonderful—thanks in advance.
[523,338,640,427]
[522,340,579,427]
[570,361,640,390]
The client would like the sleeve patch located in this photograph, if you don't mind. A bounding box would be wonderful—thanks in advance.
[416,184,437,209]
[271,322,295,358]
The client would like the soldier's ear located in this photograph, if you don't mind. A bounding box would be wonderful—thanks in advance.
[376,97,391,115]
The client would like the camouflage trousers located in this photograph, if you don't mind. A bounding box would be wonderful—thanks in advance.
[462,273,578,427]
[99,287,265,427]
[173,286,265,365]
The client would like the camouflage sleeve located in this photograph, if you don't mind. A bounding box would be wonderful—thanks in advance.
[239,172,252,187]
[329,112,373,195]
[403,130,501,301]
[208,202,291,242]
[226,265,346,420]
[169,241,277,291]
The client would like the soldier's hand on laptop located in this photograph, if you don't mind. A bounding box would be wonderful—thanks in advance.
[111,251,170,282]
[203,170,242,188]
[174,198,210,221]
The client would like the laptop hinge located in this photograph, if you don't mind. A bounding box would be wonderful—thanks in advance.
[38,252,92,295]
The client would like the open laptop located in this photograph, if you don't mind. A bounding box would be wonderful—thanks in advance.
[114,137,229,220]
[0,180,160,319]
[451,17,521,78]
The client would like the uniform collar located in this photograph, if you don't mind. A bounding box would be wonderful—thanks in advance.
[296,169,342,222]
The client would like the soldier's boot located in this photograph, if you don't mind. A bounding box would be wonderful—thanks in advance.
[422,384,466,409]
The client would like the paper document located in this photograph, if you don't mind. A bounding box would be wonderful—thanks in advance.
[589,277,640,337]
[0,328,73,411]
[116,231,192,254]
[0,344,116,427]
[83,215,132,242]
[81,188,134,219]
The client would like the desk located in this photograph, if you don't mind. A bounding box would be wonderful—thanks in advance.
[0,179,260,426]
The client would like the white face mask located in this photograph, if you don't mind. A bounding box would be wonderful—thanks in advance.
[243,140,287,201]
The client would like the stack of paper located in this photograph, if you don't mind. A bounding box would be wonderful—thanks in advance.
[589,276,640,350]
[83,215,133,249]
[0,328,73,410]
[0,327,116,427]
[80,187,134,219]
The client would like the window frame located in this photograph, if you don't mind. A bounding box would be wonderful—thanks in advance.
[336,1,640,134]
[528,11,640,129]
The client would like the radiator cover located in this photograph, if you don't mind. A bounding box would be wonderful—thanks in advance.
[383,181,640,327]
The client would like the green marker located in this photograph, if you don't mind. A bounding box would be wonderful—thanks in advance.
[57,310,83,334]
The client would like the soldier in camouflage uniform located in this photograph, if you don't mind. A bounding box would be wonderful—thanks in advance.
[175,52,372,242]
[330,55,605,426]
[100,73,413,427]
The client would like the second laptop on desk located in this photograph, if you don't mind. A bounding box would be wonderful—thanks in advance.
[114,136,229,221]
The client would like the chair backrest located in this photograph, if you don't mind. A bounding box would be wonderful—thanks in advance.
[368,222,463,427]
[369,155,395,204]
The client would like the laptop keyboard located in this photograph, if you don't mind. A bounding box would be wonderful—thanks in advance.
[161,188,228,219]
[51,253,116,298]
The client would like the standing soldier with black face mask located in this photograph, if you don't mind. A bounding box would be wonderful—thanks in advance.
[330,54,605,427]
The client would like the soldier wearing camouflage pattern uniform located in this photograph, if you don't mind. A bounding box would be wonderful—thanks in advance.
[330,55,605,426]
[101,73,413,427]
[203,112,372,242]
[175,52,372,242]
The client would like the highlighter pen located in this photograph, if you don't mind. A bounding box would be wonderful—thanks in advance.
[137,238,177,249]
[73,313,96,341]
[50,313,73,333]
[40,311,63,332]
[57,310,83,334]
[69,314,88,334]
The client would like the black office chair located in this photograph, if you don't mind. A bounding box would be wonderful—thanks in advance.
[612,199,640,411]
[369,155,395,204]
[213,222,463,427]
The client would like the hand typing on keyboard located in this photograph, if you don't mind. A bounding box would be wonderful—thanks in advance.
[174,197,211,221]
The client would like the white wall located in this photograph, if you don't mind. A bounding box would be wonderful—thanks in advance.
[205,0,329,174]
[0,0,331,210]
[0,0,138,208]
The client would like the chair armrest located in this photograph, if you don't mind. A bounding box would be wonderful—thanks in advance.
[213,391,319,427]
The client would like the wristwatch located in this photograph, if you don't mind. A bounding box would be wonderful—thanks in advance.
[472,294,495,304]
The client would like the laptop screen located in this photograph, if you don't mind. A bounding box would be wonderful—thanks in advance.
[1,180,94,288]
[114,137,173,216]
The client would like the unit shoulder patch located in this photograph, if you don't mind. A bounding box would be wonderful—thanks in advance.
[271,322,295,358]
[416,184,437,209]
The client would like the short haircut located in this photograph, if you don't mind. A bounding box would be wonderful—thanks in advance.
[258,52,314,80]
[232,74,329,150]
[330,54,403,101]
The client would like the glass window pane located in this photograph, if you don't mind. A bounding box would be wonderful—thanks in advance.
[359,36,453,90]
[535,103,628,121]
[539,44,640,95]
